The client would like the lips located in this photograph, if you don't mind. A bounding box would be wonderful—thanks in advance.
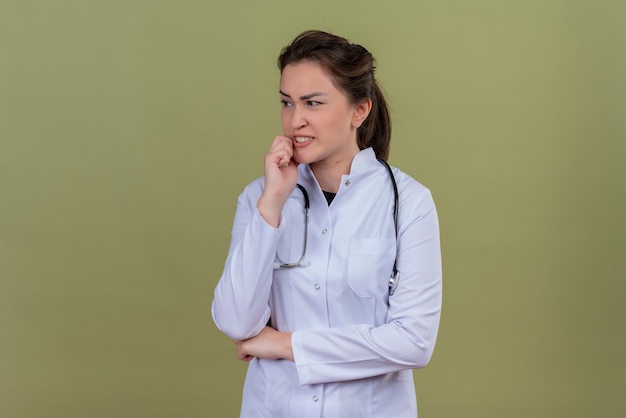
[293,136,314,143]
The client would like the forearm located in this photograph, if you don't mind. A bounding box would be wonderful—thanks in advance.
[236,327,294,362]
[292,306,440,385]
[257,190,288,228]
[212,208,282,340]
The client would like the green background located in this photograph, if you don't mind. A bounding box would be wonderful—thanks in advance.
[1,1,624,417]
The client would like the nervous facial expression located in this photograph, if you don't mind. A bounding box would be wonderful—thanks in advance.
[279,61,370,169]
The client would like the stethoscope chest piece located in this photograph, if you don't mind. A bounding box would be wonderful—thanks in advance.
[388,271,400,296]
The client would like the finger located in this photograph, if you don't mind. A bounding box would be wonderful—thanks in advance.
[268,136,292,154]
[268,136,293,167]
[274,150,293,168]
[236,341,252,362]
[238,351,255,362]
[264,147,291,167]
[271,135,292,147]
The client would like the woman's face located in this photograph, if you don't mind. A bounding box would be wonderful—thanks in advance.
[279,61,370,168]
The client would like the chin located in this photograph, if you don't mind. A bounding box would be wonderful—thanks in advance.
[293,150,315,165]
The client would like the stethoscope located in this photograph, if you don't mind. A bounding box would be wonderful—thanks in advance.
[274,158,401,296]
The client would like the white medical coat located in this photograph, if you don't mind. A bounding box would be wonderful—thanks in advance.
[212,148,442,417]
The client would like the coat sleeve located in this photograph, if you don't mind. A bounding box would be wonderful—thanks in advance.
[291,186,442,385]
[211,182,284,341]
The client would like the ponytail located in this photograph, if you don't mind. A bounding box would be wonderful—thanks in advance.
[358,82,391,161]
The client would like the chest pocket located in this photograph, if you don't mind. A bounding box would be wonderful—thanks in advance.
[347,238,396,298]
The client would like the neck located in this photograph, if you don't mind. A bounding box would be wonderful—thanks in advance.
[310,154,355,193]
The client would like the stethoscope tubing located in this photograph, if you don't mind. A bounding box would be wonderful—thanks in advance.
[274,159,400,295]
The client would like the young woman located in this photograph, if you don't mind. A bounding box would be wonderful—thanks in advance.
[212,30,442,417]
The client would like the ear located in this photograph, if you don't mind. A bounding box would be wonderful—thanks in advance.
[351,98,372,129]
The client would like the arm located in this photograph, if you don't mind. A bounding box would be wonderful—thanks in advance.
[292,190,442,384]
[211,189,282,341]
[230,189,442,381]
[212,135,298,341]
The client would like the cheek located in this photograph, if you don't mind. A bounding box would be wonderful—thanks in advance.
[329,112,353,132]
[280,110,289,132]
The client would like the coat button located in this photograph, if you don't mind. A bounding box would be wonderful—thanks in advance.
[322,228,328,234]
[312,395,319,402]
[314,283,320,291]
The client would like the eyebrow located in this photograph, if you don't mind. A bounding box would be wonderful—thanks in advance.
[279,90,327,100]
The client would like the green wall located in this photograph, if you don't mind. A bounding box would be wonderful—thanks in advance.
[1,1,624,417]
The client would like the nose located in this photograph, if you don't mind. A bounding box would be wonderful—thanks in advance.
[290,105,307,130]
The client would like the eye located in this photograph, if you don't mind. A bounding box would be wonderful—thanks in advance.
[281,100,293,108]
[306,101,321,107]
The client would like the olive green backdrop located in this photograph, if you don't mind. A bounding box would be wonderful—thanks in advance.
[1,1,624,417]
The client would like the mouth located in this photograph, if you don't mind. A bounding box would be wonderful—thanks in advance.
[293,136,314,144]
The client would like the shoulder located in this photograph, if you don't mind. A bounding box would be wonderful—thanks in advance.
[391,167,437,218]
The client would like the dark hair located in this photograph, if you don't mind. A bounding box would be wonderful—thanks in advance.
[278,30,392,160]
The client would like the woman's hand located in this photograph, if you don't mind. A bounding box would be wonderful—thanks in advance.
[234,326,294,362]
[257,135,299,227]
